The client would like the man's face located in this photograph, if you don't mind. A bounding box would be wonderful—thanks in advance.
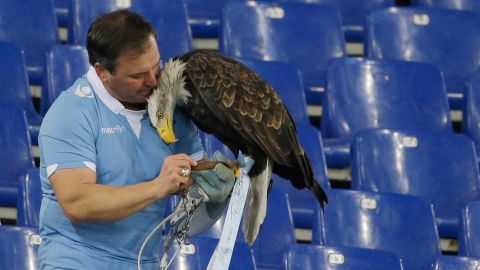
[96,35,161,110]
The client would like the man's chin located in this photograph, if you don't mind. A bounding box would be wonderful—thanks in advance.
[122,101,147,110]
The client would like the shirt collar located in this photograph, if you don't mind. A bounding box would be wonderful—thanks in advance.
[86,66,127,114]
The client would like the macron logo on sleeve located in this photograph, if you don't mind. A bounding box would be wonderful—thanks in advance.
[101,125,126,135]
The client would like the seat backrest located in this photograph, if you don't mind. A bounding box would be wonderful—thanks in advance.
[436,256,480,270]
[0,42,41,116]
[69,0,121,44]
[69,0,192,62]
[184,0,229,37]
[273,123,330,228]
[458,200,480,257]
[0,0,59,84]
[0,106,35,206]
[0,107,35,184]
[236,58,309,125]
[54,0,71,26]
[295,123,329,188]
[221,1,346,103]
[41,45,89,115]
[320,189,440,270]
[0,226,40,270]
[285,244,403,270]
[331,0,395,42]
[366,7,480,104]
[17,168,42,227]
[131,0,193,62]
[197,185,295,269]
[415,0,480,12]
[322,57,451,140]
[166,236,256,270]
[260,0,394,42]
[351,129,480,237]
[462,72,480,146]
[330,0,394,26]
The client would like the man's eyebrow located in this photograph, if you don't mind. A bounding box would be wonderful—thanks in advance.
[129,60,162,76]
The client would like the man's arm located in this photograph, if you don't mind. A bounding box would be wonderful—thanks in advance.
[50,154,197,223]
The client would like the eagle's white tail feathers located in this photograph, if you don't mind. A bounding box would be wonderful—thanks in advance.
[242,158,272,245]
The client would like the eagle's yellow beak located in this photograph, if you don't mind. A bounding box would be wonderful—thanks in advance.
[157,112,177,144]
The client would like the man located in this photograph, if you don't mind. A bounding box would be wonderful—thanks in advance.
[38,10,234,269]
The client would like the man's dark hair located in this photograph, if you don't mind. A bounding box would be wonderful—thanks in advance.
[86,10,157,73]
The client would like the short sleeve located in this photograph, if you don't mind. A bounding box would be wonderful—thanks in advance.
[39,93,98,173]
[172,107,205,159]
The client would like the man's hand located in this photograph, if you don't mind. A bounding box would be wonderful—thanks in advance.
[190,151,236,202]
[153,153,197,198]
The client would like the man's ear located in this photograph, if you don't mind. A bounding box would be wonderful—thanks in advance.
[94,63,108,84]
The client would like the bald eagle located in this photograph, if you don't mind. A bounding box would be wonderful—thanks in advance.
[148,49,327,244]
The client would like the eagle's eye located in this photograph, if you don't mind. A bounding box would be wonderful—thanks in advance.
[157,112,165,119]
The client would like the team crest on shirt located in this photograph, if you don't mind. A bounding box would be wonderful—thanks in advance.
[74,85,94,98]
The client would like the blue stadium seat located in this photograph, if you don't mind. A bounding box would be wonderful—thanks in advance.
[436,256,480,270]
[331,0,395,43]
[414,0,480,12]
[131,0,193,62]
[322,57,451,167]
[458,200,480,257]
[17,168,41,227]
[195,186,295,270]
[41,45,89,115]
[271,0,395,42]
[273,123,330,228]
[0,226,40,270]
[184,0,228,38]
[0,0,59,85]
[285,244,403,270]
[0,107,35,207]
[54,0,71,27]
[351,129,480,238]
[68,0,115,45]
[69,0,192,62]
[317,189,440,270]
[236,59,310,125]
[220,1,346,105]
[249,186,295,270]
[165,236,256,270]
[366,7,480,109]
[0,42,43,144]
[462,72,480,156]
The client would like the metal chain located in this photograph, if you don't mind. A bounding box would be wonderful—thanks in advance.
[176,195,197,242]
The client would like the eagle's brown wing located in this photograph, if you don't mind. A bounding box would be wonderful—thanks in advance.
[179,50,323,198]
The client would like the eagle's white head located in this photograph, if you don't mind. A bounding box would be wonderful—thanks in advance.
[147,58,191,143]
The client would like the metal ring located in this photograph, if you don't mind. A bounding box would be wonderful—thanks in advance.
[180,167,190,177]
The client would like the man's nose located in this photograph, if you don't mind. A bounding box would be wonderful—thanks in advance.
[144,70,158,87]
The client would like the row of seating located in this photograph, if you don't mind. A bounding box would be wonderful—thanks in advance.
[0,0,193,87]
[2,224,480,270]
[7,179,480,269]
[7,35,480,161]
[4,40,480,236]
[286,244,480,270]
[203,128,480,236]
[2,1,480,109]
[50,0,398,42]
[311,189,480,270]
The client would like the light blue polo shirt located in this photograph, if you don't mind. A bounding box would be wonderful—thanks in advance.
[38,67,204,269]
